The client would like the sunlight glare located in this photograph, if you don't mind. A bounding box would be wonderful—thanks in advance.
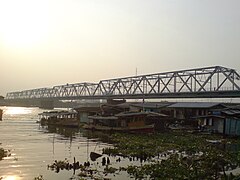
[1,175,21,180]
[4,107,32,115]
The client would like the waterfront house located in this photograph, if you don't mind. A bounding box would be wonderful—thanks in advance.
[191,106,240,136]
[221,107,240,136]
[129,102,173,113]
[74,105,102,123]
[167,102,226,120]
[74,100,240,135]
[192,114,225,133]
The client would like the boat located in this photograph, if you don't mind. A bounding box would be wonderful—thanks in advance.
[90,152,102,161]
[38,110,79,127]
[84,111,165,133]
[83,123,155,133]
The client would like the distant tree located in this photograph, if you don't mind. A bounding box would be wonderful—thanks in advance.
[0,96,4,99]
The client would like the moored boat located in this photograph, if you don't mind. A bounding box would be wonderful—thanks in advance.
[83,123,155,133]
[84,111,165,133]
[38,110,79,127]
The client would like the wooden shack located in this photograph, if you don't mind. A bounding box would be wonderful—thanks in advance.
[167,102,226,120]
[222,108,240,136]
[74,106,102,123]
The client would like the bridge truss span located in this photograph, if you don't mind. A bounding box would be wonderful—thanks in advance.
[6,66,240,100]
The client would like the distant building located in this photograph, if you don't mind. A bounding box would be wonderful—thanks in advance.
[167,102,226,120]
[74,100,240,136]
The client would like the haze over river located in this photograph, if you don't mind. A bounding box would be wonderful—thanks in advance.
[0,106,132,180]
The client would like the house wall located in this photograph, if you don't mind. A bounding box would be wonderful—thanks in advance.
[129,106,140,112]
[171,109,184,119]
[129,106,161,113]
[212,119,224,133]
[128,120,145,127]
[198,118,224,134]
[225,118,240,136]
[79,112,90,123]
[171,108,209,120]
[127,116,145,127]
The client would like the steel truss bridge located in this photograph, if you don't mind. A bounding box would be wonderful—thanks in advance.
[5,66,240,100]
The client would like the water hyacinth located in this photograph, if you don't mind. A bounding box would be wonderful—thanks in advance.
[46,131,240,179]
[101,132,240,179]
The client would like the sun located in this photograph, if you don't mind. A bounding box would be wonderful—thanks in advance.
[0,0,50,49]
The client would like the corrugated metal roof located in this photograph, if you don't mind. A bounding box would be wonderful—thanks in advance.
[115,111,167,117]
[191,115,225,119]
[101,102,131,109]
[130,102,173,109]
[74,106,101,112]
[88,116,118,120]
[39,110,77,117]
[167,102,222,108]
[223,104,240,110]
[222,109,240,115]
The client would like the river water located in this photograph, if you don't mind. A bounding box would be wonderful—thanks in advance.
[0,106,133,180]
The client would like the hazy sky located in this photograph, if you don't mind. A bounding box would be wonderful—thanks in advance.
[0,0,240,96]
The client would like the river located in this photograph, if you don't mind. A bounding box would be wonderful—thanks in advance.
[0,106,133,180]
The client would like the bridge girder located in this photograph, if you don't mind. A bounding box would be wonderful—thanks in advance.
[5,66,240,100]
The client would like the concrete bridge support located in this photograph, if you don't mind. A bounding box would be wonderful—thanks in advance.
[39,100,54,109]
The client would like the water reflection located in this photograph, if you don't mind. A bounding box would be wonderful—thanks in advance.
[41,124,113,145]
[4,107,32,115]
[0,107,116,179]
[43,125,79,139]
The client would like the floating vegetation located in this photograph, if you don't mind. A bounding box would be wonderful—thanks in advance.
[104,166,118,174]
[126,147,238,179]
[102,132,237,158]
[48,131,240,179]
[101,132,240,179]
[48,157,119,179]
[48,158,91,173]
[33,175,44,180]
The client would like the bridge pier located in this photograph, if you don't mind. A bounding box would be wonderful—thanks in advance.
[39,100,54,109]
